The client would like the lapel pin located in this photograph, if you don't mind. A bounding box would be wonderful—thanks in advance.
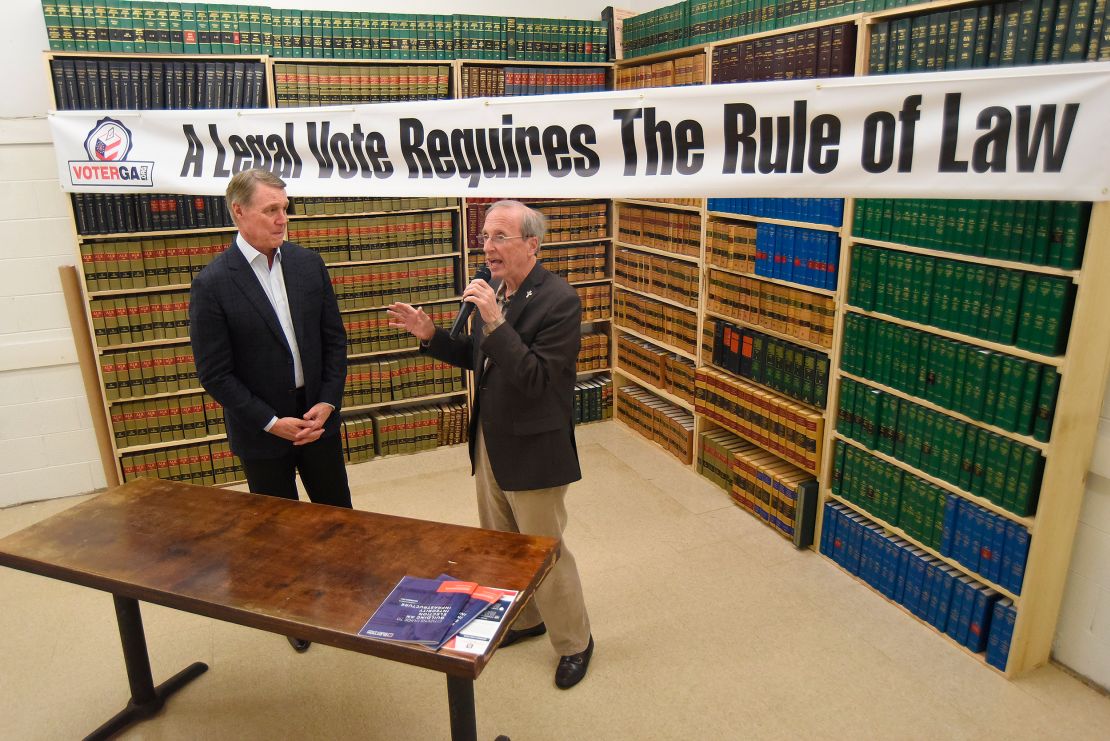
[526,290,533,299]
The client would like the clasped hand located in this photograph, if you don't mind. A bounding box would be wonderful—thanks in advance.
[270,402,332,445]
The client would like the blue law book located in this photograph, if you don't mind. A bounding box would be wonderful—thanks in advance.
[940,494,959,557]
[986,598,1017,671]
[879,535,900,599]
[820,502,838,557]
[859,525,878,587]
[845,513,866,575]
[1006,523,1031,595]
[946,575,976,643]
[358,576,478,647]
[965,584,1001,653]
[902,548,928,615]
[931,566,958,632]
[916,559,939,621]
[950,499,968,565]
[987,512,1008,585]
[893,540,911,603]
[824,233,841,291]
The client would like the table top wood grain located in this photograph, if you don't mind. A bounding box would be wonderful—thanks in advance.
[0,478,559,679]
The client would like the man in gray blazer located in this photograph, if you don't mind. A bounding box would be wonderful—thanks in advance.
[388,200,594,689]
[189,168,351,510]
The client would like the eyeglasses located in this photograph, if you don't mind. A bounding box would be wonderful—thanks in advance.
[476,234,528,246]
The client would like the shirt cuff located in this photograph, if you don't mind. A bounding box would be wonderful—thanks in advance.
[483,316,506,337]
[264,416,277,432]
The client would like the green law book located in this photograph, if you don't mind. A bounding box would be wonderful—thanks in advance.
[1038,276,1072,356]
[1015,359,1043,435]
[998,1,1022,65]
[1001,440,1027,513]
[951,344,972,412]
[900,402,922,470]
[837,377,857,437]
[876,320,895,387]
[877,393,900,456]
[984,434,1010,505]
[959,425,980,491]
[917,408,940,476]
[975,267,998,337]
[1048,0,1074,61]
[961,264,985,336]
[1064,0,1096,61]
[194,3,211,54]
[956,6,979,68]
[913,331,932,398]
[981,352,1004,426]
[1032,0,1057,62]
[859,385,881,449]
[1055,201,1091,270]
[1087,0,1107,59]
[1014,445,1044,515]
[933,259,956,332]
[988,269,1022,344]
[995,356,1024,431]
[1014,273,1039,350]
[1014,0,1042,64]
[971,429,992,498]
[935,412,960,482]
[858,244,879,311]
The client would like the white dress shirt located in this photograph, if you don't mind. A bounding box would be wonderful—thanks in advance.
[237,235,303,431]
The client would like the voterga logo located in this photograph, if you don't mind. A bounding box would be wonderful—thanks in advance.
[69,117,154,187]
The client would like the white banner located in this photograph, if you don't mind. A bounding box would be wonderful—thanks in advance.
[49,63,1110,201]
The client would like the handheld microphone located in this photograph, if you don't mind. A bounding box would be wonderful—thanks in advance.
[449,265,492,339]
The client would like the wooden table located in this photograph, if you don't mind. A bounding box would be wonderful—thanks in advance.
[0,478,559,740]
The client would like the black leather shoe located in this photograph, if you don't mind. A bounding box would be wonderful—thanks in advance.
[554,635,593,689]
[498,622,547,648]
[287,636,311,653]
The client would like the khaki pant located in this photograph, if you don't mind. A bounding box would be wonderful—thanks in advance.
[474,428,592,656]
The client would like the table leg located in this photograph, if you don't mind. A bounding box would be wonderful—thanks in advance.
[83,596,208,741]
[446,675,477,741]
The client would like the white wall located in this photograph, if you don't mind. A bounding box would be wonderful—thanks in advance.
[1,0,1108,688]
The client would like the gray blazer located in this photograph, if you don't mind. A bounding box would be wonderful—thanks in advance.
[189,240,347,459]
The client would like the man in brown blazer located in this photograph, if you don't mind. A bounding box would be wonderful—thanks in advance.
[388,200,594,689]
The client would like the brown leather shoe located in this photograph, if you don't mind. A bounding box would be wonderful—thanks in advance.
[287,636,311,653]
[554,635,593,689]
[499,622,547,648]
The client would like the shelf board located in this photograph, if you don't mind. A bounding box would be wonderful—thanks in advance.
[838,370,1049,453]
[827,491,1020,603]
[577,367,612,378]
[79,226,236,242]
[272,57,451,66]
[849,236,1082,281]
[457,58,614,68]
[288,205,458,220]
[612,366,697,413]
[844,306,1065,368]
[833,432,1036,530]
[97,336,191,354]
[108,387,204,405]
[613,46,708,67]
[706,210,842,233]
[614,198,703,213]
[89,283,192,298]
[703,308,833,354]
[339,295,461,314]
[347,345,422,360]
[118,432,226,455]
[613,240,700,264]
[567,277,612,287]
[614,282,699,312]
[343,390,467,414]
[612,323,698,363]
[703,262,838,298]
[704,360,826,415]
[322,250,459,268]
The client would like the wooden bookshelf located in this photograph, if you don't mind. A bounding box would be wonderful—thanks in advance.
[616,0,1110,678]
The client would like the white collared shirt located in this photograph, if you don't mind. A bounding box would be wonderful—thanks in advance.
[237,235,304,431]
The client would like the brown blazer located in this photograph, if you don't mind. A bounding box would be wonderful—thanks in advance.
[425,262,581,491]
